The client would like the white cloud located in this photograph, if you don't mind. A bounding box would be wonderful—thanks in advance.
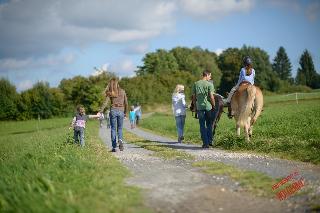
[92,63,109,76]
[266,0,301,12]
[306,1,320,22]
[109,59,136,77]
[17,80,33,91]
[0,0,177,59]
[179,0,254,20]
[214,48,224,56]
[0,53,76,71]
[122,43,150,55]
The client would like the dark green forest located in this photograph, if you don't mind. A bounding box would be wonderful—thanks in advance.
[1,46,319,120]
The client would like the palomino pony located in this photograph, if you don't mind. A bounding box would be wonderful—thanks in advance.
[230,82,263,141]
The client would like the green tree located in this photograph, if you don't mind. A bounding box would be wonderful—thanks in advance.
[0,78,19,120]
[217,48,243,95]
[241,45,279,91]
[272,46,292,81]
[136,49,179,76]
[296,50,320,88]
[218,46,282,94]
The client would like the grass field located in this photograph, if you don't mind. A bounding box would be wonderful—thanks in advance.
[140,98,320,164]
[0,118,150,213]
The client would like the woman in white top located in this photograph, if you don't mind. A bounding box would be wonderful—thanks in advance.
[172,84,187,143]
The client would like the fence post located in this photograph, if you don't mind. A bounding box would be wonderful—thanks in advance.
[296,93,298,104]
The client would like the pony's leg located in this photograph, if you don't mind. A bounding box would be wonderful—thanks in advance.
[244,118,251,141]
[236,123,241,136]
[249,125,253,138]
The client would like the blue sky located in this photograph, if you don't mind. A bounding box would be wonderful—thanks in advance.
[0,0,319,91]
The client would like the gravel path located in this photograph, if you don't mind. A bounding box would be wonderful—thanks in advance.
[99,121,319,212]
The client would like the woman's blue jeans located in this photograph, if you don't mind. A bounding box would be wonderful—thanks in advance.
[175,115,186,139]
[110,109,124,149]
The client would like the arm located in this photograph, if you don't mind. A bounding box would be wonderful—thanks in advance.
[209,93,215,109]
[236,68,245,86]
[99,97,109,113]
[88,114,100,119]
[191,94,197,112]
[208,84,215,109]
[182,95,187,108]
[69,117,76,129]
[124,92,128,117]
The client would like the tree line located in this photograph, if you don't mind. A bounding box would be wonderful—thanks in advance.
[1,45,319,120]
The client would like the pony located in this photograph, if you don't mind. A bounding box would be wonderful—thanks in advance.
[230,82,263,141]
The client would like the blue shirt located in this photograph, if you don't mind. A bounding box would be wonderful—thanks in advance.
[236,68,255,86]
[129,111,136,121]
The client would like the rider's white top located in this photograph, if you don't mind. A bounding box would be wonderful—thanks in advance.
[236,67,255,86]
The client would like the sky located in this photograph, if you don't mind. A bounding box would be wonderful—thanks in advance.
[0,0,319,92]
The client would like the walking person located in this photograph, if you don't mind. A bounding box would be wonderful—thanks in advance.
[69,105,100,147]
[172,84,187,143]
[134,103,142,126]
[105,109,110,129]
[191,70,215,148]
[98,113,104,128]
[129,106,136,129]
[99,78,128,152]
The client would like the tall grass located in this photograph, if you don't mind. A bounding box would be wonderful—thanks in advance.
[0,118,149,213]
[140,99,320,164]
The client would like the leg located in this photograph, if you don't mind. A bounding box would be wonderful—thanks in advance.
[209,109,217,146]
[249,125,253,138]
[205,110,213,146]
[175,116,182,142]
[236,123,241,136]
[79,128,85,147]
[197,110,209,147]
[107,118,110,128]
[226,86,238,103]
[181,115,186,141]
[110,110,117,149]
[117,110,124,150]
[227,86,238,118]
[74,130,79,144]
[244,119,250,141]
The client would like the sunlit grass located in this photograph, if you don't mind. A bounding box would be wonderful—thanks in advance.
[140,99,320,164]
[0,118,150,213]
[124,131,194,160]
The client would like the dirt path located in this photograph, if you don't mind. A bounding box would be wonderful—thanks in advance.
[99,121,319,212]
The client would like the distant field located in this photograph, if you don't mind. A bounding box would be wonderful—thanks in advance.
[0,118,149,212]
[140,97,320,164]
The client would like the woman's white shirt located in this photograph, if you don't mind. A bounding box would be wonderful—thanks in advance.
[172,93,186,116]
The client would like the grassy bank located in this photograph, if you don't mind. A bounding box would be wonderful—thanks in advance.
[139,98,320,164]
[0,118,149,213]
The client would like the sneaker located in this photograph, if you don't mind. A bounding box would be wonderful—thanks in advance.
[208,143,213,147]
[111,148,116,152]
[180,136,184,141]
[202,144,210,149]
[119,140,124,151]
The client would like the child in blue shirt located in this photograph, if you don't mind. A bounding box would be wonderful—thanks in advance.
[129,106,136,129]
[69,105,100,147]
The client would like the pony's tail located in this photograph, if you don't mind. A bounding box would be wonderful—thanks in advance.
[251,87,263,125]
[239,85,256,126]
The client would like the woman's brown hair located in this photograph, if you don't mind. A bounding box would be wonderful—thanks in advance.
[105,78,120,97]
[245,64,253,76]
